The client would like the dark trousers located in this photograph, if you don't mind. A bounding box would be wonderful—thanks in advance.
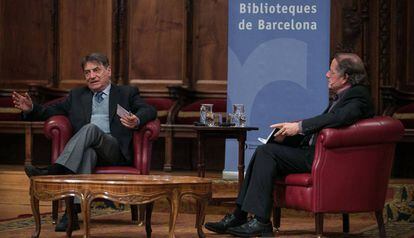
[235,143,314,219]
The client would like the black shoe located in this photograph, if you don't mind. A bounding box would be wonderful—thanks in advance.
[226,217,273,237]
[204,213,247,234]
[24,165,48,178]
[55,212,80,232]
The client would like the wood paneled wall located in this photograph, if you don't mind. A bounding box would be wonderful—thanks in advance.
[0,0,228,98]
[331,0,414,114]
[1,0,414,113]
[0,0,54,87]
[126,0,187,94]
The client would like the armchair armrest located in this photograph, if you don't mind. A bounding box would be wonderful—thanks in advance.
[311,116,404,212]
[316,116,404,149]
[133,119,161,174]
[43,115,73,163]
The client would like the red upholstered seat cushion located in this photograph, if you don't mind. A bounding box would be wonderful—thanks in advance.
[0,97,21,121]
[275,173,313,187]
[144,98,174,124]
[393,103,414,128]
[43,96,67,107]
[176,98,227,124]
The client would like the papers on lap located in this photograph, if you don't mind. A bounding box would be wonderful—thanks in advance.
[258,128,279,144]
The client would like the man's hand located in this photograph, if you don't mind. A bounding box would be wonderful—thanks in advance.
[271,122,300,137]
[12,91,33,112]
[120,113,139,129]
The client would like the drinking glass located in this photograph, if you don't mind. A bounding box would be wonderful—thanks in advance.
[200,104,213,125]
[205,111,215,127]
[232,104,246,127]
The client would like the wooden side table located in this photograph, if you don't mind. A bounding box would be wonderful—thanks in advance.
[0,121,44,165]
[30,174,212,238]
[162,124,258,190]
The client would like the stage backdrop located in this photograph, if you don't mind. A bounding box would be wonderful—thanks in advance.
[224,0,331,178]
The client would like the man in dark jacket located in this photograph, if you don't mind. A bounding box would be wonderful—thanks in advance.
[205,53,375,237]
[12,52,157,231]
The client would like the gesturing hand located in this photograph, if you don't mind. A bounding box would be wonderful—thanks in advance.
[271,122,300,137]
[120,113,139,129]
[12,91,33,112]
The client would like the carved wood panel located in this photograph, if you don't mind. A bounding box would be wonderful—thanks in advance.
[126,0,187,95]
[381,0,414,112]
[401,1,414,91]
[58,0,113,89]
[0,0,54,88]
[1,0,414,109]
[192,0,228,94]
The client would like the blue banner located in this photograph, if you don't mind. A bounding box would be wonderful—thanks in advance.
[225,0,331,176]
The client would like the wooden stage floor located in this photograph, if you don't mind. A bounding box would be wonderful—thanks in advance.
[1,165,414,237]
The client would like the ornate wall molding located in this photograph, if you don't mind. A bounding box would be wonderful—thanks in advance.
[335,3,362,53]
[112,0,128,85]
[379,0,391,86]
[51,0,59,87]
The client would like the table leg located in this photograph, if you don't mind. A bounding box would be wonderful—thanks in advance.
[197,133,206,177]
[30,192,40,238]
[81,197,92,238]
[196,198,207,238]
[237,133,246,191]
[168,191,180,238]
[24,124,33,166]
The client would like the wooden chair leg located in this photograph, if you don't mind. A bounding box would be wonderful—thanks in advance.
[164,131,173,172]
[52,200,59,224]
[375,209,386,238]
[273,207,281,231]
[131,205,138,224]
[315,213,324,237]
[342,213,349,233]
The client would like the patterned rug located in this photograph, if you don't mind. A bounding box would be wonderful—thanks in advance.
[1,183,413,237]
[1,204,413,237]
[386,184,414,223]
[0,203,124,232]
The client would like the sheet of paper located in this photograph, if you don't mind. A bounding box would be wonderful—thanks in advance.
[117,104,130,118]
[257,128,278,144]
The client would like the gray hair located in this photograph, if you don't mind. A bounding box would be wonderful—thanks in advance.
[334,53,369,86]
[81,53,110,69]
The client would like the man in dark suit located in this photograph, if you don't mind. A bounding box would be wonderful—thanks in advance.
[12,52,157,231]
[205,53,375,237]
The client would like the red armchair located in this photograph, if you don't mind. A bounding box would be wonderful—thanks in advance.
[273,116,404,237]
[44,115,160,223]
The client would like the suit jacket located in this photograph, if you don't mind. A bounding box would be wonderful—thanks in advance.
[27,84,157,163]
[282,85,375,149]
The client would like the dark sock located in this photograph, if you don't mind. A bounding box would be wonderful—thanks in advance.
[255,215,269,224]
[233,205,247,220]
[48,163,74,175]
[74,203,81,213]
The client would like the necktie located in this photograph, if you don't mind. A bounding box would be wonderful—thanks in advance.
[95,91,104,103]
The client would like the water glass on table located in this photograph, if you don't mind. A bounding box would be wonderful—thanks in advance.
[200,104,213,125]
[232,104,246,127]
